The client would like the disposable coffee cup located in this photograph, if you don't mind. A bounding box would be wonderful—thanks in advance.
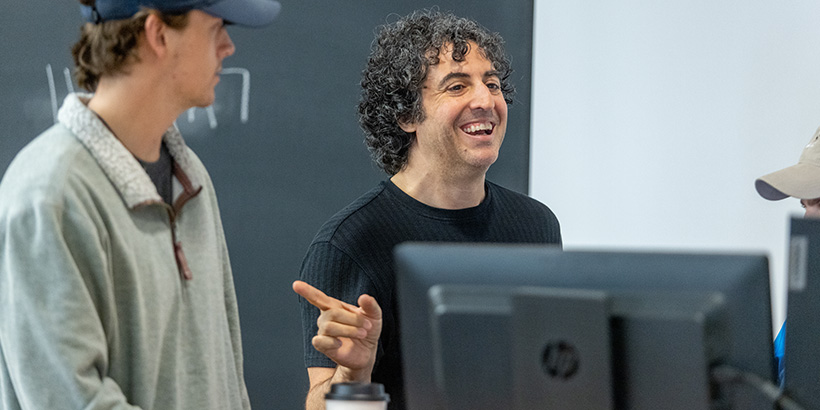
[325,382,390,410]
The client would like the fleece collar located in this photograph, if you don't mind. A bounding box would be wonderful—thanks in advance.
[57,93,201,209]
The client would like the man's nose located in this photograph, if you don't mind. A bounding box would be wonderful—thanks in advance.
[469,84,495,110]
[804,205,820,219]
[220,32,236,59]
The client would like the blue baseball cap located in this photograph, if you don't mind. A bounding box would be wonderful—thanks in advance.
[80,0,281,27]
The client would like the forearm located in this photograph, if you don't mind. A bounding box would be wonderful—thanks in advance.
[305,379,332,410]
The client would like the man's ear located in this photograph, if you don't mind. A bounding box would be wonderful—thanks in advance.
[398,117,417,134]
[143,13,168,58]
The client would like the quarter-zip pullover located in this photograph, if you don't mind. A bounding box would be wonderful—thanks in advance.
[0,93,250,410]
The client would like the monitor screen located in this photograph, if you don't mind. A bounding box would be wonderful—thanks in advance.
[394,243,776,410]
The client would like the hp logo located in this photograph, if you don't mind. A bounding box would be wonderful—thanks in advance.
[541,340,580,380]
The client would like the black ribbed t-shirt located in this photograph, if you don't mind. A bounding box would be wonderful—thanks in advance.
[299,180,562,410]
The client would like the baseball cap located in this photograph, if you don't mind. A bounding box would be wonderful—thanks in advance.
[755,126,820,201]
[80,0,281,27]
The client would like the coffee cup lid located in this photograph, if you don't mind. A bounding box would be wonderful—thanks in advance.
[325,382,390,402]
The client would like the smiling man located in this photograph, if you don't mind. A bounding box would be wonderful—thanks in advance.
[0,0,279,409]
[293,10,562,410]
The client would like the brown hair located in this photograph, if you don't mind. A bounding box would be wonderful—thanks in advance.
[71,1,189,91]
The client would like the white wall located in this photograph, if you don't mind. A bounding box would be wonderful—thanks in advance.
[530,0,820,334]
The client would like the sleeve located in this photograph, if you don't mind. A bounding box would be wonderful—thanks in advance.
[547,209,562,247]
[193,156,252,410]
[527,193,562,247]
[298,241,378,369]
[0,200,141,409]
[534,200,563,247]
[215,198,252,410]
[774,320,786,387]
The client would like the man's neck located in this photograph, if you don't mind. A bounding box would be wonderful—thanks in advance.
[87,76,183,162]
[390,167,487,210]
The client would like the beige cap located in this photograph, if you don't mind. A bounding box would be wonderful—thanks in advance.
[756,126,820,200]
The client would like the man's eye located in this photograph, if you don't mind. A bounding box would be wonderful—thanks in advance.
[448,84,464,92]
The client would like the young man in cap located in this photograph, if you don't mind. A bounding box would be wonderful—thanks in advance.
[0,0,279,408]
[756,127,820,217]
[755,125,820,386]
[293,10,561,410]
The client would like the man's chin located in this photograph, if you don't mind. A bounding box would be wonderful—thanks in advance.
[193,97,215,110]
[466,153,499,172]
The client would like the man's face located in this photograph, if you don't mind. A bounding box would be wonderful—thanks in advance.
[166,10,236,108]
[400,42,508,178]
[801,198,820,218]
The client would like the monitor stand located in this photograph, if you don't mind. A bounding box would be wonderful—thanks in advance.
[511,287,613,410]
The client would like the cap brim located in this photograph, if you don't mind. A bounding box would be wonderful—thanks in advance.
[203,0,281,27]
[755,163,820,200]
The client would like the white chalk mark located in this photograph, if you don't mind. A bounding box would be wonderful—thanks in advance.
[206,106,217,129]
[47,64,58,123]
[47,65,252,131]
[63,68,74,94]
[184,106,217,128]
[220,67,250,123]
[47,65,77,123]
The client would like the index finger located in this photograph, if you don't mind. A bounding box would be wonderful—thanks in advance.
[293,280,345,311]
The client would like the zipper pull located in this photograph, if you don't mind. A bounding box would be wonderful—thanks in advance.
[174,241,193,280]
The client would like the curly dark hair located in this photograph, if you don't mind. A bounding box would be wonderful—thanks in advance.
[71,0,189,91]
[358,9,515,175]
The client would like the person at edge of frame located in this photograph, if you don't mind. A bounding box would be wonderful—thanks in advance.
[755,125,820,388]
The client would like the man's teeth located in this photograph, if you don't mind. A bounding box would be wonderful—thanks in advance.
[462,123,493,134]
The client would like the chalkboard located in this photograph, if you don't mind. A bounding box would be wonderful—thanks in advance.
[0,1,533,408]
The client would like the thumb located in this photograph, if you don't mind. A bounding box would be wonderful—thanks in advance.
[357,294,382,321]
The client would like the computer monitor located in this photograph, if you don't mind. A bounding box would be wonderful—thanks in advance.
[783,216,820,408]
[394,243,776,410]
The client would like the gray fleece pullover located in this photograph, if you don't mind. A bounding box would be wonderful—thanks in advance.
[0,93,250,409]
